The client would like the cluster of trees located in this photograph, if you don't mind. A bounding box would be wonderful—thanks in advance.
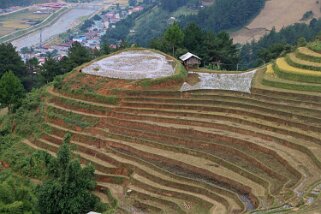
[150,22,238,70]
[239,18,321,69]
[101,5,151,45]
[0,170,38,213]
[0,134,109,213]
[0,42,102,113]
[0,42,95,89]
[102,0,264,48]
[0,40,132,113]
[38,134,107,213]
[0,0,51,9]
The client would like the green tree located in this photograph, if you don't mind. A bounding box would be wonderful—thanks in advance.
[40,57,62,84]
[201,32,239,70]
[68,42,93,67]
[37,133,107,214]
[0,43,25,78]
[0,71,25,113]
[183,23,204,53]
[0,170,39,213]
[164,22,184,56]
[297,37,307,47]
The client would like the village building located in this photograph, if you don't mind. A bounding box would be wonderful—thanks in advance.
[179,52,201,69]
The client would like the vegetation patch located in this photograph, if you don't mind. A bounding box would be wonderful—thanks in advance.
[46,105,99,128]
[307,41,321,53]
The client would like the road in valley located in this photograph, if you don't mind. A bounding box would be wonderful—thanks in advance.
[11,7,96,50]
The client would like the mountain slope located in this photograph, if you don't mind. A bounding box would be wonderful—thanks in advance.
[231,0,321,44]
[17,48,321,213]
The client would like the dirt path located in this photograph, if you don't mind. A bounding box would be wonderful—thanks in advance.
[231,0,321,44]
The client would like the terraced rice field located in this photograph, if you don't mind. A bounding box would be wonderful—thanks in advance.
[261,46,321,91]
[23,49,321,213]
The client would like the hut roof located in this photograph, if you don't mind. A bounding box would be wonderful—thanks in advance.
[179,52,201,61]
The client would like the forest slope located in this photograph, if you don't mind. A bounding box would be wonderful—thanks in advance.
[231,0,321,44]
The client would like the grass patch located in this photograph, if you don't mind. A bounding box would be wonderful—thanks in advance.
[0,88,48,138]
[47,105,99,128]
[56,72,119,105]
[0,135,51,179]
[48,95,110,114]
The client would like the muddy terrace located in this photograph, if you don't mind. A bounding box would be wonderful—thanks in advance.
[82,50,175,80]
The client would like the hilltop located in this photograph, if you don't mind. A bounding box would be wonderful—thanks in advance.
[1,47,319,213]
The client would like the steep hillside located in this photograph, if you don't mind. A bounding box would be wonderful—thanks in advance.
[107,0,264,46]
[231,0,321,44]
[19,48,321,213]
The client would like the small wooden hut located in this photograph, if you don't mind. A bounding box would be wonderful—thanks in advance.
[179,52,201,69]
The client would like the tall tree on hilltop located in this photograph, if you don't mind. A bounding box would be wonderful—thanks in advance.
[40,57,62,84]
[37,133,107,214]
[201,32,239,70]
[0,71,25,113]
[183,23,204,53]
[68,42,93,68]
[164,22,184,56]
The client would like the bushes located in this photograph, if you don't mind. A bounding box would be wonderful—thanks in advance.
[0,135,51,179]
[53,75,64,90]
[0,170,39,214]
[103,188,119,213]
[307,41,321,53]
[0,88,47,138]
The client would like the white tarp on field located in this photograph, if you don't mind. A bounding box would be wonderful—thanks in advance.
[82,50,175,80]
[180,70,256,93]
